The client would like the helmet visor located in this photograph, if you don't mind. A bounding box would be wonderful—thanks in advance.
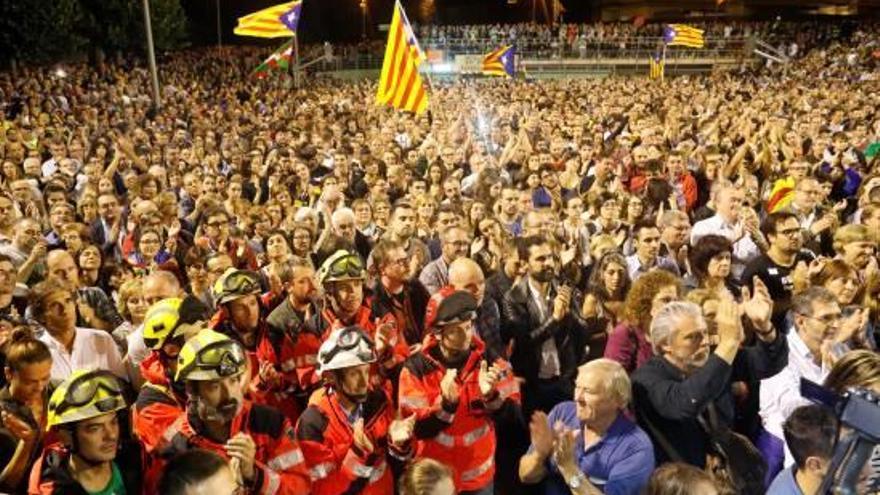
[53,371,125,417]
[320,327,375,365]
[193,340,248,378]
[327,255,365,281]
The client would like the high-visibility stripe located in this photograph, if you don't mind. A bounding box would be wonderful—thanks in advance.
[263,468,282,494]
[435,408,455,423]
[309,462,335,480]
[434,424,491,448]
[461,456,494,482]
[343,452,388,481]
[399,395,429,409]
[268,448,304,471]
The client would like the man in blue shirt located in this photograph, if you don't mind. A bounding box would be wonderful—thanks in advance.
[767,405,838,495]
[519,359,655,495]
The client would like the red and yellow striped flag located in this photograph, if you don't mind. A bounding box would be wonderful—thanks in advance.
[376,0,428,114]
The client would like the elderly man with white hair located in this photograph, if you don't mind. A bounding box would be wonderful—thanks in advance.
[631,282,787,471]
[520,359,655,494]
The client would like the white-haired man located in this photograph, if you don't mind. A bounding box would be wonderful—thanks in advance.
[631,284,786,470]
[520,359,655,494]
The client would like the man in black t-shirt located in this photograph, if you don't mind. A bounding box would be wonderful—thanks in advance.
[742,211,815,327]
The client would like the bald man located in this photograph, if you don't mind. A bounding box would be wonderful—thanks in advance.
[125,270,184,388]
[449,257,505,358]
[46,249,123,331]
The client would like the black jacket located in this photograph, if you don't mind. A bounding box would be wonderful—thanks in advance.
[31,439,143,495]
[631,331,788,468]
[501,277,594,387]
[370,279,430,347]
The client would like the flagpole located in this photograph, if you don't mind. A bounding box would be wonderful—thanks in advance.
[216,0,223,48]
[141,0,161,109]
[661,42,667,81]
[294,35,301,88]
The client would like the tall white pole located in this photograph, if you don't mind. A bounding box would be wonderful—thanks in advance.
[142,0,161,108]
[216,0,223,48]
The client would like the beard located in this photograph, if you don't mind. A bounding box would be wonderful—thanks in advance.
[532,268,555,283]
[198,398,240,422]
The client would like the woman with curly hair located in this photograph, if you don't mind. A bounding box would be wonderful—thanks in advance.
[604,269,682,373]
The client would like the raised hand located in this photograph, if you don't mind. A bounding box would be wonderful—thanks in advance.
[478,360,503,398]
[225,433,257,482]
[741,276,773,332]
[388,413,416,448]
[529,411,553,458]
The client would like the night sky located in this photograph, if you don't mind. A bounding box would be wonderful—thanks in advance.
[182,0,597,45]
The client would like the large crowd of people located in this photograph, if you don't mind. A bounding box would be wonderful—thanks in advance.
[0,15,879,495]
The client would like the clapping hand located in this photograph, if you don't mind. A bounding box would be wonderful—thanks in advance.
[740,276,774,334]
[478,360,504,398]
[388,413,416,449]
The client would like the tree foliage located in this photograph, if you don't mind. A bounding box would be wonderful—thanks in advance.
[0,0,188,67]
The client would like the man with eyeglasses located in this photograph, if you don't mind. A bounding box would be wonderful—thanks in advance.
[743,211,816,326]
[90,193,123,259]
[420,225,471,295]
[151,330,311,494]
[760,287,858,470]
[691,182,762,280]
[367,239,428,370]
[200,207,257,271]
[0,218,46,285]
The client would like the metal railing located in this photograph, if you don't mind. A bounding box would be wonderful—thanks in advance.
[321,35,780,72]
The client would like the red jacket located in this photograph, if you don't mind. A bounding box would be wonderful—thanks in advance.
[210,308,301,423]
[149,401,311,495]
[398,335,520,492]
[132,352,185,454]
[294,305,376,392]
[295,387,409,494]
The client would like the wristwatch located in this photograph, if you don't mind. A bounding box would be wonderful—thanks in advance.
[568,471,587,490]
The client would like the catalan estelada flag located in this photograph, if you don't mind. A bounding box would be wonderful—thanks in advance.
[376,0,428,114]
[663,24,705,48]
[482,45,516,77]
[234,1,302,39]
[649,52,664,80]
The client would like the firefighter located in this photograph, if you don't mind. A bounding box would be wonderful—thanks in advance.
[398,289,521,494]
[29,370,143,494]
[152,329,311,495]
[210,268,300,421]
[294,250,399,394]
[295,325,415,494]
[133,296,209,454]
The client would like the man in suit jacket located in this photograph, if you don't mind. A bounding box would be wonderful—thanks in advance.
[502,236,595,418]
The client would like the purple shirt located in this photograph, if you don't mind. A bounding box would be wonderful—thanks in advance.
[604,323,654,373]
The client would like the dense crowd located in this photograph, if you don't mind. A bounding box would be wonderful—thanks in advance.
[0,16,879,495]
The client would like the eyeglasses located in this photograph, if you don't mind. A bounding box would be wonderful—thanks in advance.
[776,228,801,238]
[205,220,228,229]
[799,313,842,328]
